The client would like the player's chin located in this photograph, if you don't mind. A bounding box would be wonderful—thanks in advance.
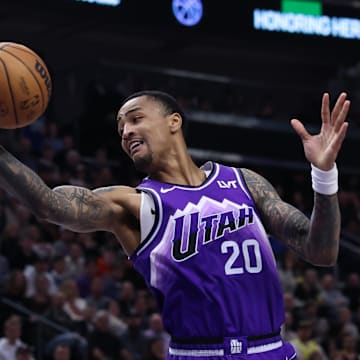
[133,154,152,173]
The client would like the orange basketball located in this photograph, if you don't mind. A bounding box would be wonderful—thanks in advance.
[0,42,52,129]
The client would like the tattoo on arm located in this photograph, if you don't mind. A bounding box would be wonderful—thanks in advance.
[0,147,113,232]
[241,168,340,265]
[53,187,113,231]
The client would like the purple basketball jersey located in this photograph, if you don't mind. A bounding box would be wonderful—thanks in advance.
[131,162,285,339]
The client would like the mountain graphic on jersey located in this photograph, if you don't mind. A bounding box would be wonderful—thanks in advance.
[169,196,254,261]
[150,195,269,291]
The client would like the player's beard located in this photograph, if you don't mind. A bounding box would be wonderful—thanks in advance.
[133,152,153,173]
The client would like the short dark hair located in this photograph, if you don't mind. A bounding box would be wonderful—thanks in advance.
[120,90,187,131]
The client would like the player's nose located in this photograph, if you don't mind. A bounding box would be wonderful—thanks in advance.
[122,123,135,139]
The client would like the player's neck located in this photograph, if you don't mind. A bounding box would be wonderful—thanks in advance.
[150,150,204,186]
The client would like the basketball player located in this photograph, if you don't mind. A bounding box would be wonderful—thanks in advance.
[0,90,349,359]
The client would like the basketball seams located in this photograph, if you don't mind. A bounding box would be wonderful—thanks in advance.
[1,44,42,60]
[0,48,46,114]
[0,44,10,50]
[0,42,51,129]
[0,57,19,127]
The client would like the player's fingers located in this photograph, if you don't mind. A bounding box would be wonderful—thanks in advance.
[330,122,349,153]
[330,92,348,125]
[334,99,351,132]
[321,93,330,125]
[290,119,311,141]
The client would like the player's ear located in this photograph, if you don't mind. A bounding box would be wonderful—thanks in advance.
[169,113,182,133]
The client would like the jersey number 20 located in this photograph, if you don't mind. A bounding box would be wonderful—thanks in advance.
[221,239,262,275]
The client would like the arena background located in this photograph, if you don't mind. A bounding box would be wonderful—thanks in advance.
[0,1,360,358]
[1,0,359,170]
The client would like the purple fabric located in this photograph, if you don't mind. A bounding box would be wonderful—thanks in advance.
[131,162,285,340]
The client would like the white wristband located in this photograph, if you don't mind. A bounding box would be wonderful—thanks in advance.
[311,163,338,195]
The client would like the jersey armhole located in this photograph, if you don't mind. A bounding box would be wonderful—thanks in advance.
[140,191,156,243]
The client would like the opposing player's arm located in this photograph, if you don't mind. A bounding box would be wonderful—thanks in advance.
[241,168,340,266]
[0,146,124,233]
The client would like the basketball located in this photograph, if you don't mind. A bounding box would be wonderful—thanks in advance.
[0,42,52,129]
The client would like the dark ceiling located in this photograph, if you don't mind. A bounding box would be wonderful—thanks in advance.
[1,0,359,170]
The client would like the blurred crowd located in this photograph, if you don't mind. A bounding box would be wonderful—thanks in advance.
[0,87,359,360]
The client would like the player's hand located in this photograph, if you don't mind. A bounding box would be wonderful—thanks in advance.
[290,92,350,170]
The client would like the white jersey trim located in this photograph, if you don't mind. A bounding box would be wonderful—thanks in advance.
[169,348,224,356]
[136,188,163,256]
[247,340,283,354]
[140,191,156,243]
[169,340,282,357]
[232,167,252,200]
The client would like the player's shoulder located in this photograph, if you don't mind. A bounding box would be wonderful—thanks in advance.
[93,185,141,219]
[236,167,263,183]
[93,185,138,198]
[238,168,279,203]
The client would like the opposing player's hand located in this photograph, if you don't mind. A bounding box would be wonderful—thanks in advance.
[290,92,350,170]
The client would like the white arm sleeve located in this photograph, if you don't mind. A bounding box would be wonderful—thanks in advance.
[140,191,156,243]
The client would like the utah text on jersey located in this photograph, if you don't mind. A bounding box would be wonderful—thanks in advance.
[168,197,255,261]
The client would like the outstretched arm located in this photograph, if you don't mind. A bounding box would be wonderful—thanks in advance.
[0,146,115,232]
[242,168,340,266]
[243,92,350,266]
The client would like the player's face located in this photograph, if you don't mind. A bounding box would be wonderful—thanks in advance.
[117,96,173,172]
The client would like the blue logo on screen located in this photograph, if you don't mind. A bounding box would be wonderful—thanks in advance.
[76,0,121,6]
[172,0,203,27]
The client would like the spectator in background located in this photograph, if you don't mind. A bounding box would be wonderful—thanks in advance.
[319,273,349,319]
[49,254,68,291]
[0,315,32,360]
[132,290,151,326]
[27,273,51,315]
[103,261,125,300]
[281,311,297,342]
[88,310,128,360]
[54,133,76,171]
[283,291,303,328]
[15,345,34,360]
[278,249,298,293]
[76,256,98,299]
[143,313,170,354]
[76,233,98,257]
[106,299,128,338]
[334,332,360,360]
[14,135,37,171]
[333,305,359,344]
[120,310,148,360]
[43,122,64,156]
[291,319,326,360]
[0,271,29,333]
[85,275,111,310]
[3,226,37,271]
[1,270,27,304]
[96,245,117,276]
[301,300,329,346]
[53,228,77,258]
[342,272,360,312]
[23,253,56,298]
[145,336,166,360]
[294,268,321,304]
[118,281,136,317]
[43,291,75,344]
[45,333,88,360]
[0,254,9,285]
[60,279,88,335]
[51,343,71,360]
[64,241,85,279]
